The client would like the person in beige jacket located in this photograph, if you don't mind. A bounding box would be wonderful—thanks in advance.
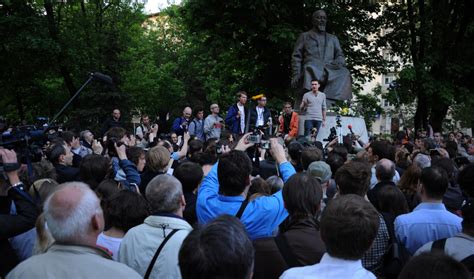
[119,174,193,279]
[7,182,140,279]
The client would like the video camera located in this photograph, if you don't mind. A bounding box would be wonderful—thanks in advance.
[324,127,337,142]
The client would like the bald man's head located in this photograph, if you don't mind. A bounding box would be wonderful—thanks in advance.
[375,159,396,181]
[44,182,103,245]
[183,107,192,119]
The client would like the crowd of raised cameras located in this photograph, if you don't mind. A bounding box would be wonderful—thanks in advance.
[0,99,473,279]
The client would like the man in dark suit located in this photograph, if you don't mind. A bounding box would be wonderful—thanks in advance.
[47,143,79,184]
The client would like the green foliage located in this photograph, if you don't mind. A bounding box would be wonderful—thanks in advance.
[3,0,470,134]
[379,1,474,131]
[352,86,383,131]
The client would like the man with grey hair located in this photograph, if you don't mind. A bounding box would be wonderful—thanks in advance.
[368,159,397,210]
[7,182,140,278]
[413,153,431,169]
[119,174,192,278]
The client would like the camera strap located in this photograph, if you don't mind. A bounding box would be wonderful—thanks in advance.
[2,162,20,172]
[144,229,181,279]
[235,196,250,219]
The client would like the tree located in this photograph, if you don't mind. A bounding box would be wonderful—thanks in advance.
[178,0,389,107]
[380,0,473,133]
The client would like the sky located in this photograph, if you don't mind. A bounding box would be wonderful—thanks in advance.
[143,0,181,14]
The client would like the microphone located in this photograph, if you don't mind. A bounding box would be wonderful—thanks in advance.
[91,72,113,85]
[348,124,354,134]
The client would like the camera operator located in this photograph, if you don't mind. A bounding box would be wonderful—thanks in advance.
[135,114,152,148]
[46,140,79,184]
[105,127,140,192]
[0,148,39,276]
[62,131,90,161]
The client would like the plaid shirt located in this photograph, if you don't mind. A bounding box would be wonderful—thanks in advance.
[362,213,390,275]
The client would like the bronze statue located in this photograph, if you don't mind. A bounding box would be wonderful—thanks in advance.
[291,10,352,106]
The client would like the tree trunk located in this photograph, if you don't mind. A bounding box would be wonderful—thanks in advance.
[429,101,449,133]
[414,91,428,133]
[44,1,78,103]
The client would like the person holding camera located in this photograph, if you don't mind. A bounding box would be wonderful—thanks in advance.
[105,127,141,192]
[300,79,327,138]
[0,148,39,276]
[171,107,192,137]
[204,104,224,140]
[135,114,152,145]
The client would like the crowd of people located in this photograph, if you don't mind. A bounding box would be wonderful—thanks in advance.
[0,90,473,278]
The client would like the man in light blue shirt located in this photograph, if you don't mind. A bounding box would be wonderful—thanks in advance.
[395,166,462,255]
[197,135,295,240]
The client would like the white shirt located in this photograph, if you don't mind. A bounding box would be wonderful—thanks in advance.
[96,232,123,261]
[237,103,246,133]
[256,107,264,127]
[280,253,376,279]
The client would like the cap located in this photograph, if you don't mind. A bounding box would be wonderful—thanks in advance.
[308,161,332,184]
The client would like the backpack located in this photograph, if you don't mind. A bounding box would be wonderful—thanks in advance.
[431,238,474,272]
[381,213,411,278]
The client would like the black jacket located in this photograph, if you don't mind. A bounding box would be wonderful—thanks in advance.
[253,217,326,279]
[0,186,39,276]
[367,180,396,210]
[55,164,80,184]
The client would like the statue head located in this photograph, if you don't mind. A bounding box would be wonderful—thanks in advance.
[312,10,327,32]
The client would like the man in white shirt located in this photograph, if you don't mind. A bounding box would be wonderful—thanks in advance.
[225,91,248,135]
[281,194,379,279]
[249,95,272,135]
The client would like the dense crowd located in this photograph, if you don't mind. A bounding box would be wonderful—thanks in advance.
[0,102,473,279]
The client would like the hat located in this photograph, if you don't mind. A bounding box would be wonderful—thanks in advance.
[308,161,332,184]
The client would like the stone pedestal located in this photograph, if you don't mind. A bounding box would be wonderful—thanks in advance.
[297,114,369,143]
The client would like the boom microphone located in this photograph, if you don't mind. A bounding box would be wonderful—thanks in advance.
[92,72,113,85]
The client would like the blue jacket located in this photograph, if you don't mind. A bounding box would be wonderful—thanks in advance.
[112,157,141,192]
[171,117,190,136]
[225,104,248,134]
[196,161,296,240]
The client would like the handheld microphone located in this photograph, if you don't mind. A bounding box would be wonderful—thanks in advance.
[348,124,354,134]
[91,72,113,85]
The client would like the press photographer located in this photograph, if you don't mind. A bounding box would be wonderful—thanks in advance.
[0,148,39,276]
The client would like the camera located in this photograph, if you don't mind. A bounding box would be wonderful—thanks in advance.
[216,143,223,154]
[335,115,342,127]
[248,129,262,144]
[260,140,270,149]
[323,127,337,142]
